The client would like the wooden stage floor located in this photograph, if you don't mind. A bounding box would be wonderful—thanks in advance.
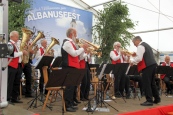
[2,93,173,115]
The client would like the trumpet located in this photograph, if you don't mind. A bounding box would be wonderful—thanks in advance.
[76,38,100,50]
[121,49,134,56]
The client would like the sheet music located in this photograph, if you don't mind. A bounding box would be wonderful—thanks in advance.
[125,64,131,75]
[98,64,107,80]
[33,55,44,68]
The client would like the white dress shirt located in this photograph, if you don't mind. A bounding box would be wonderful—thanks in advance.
[130,42,145,64]
[63,37,84,57]
[80,52,91,62]
[110,49,125,63]
[9,40,23,63]
[35,46,46,60]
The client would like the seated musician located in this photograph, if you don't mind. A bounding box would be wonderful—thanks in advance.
[160,55,173,94]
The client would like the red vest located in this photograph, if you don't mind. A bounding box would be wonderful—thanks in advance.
[137,58,146,72]
[68,42,80,69]
[79,59,86,69]
[8,42,19,69]
[40,47,44,55]
[112,50,121,64]
[160,62,173,79]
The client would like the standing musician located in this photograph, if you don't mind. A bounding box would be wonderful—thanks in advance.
[160,55,173,94]
[7,31,28,103]
[61,28,88,112]
[79,51,91,101]
[130,36,160,106]
[110,41,130,99]
[17,37,34,98]
[35,39,51,94]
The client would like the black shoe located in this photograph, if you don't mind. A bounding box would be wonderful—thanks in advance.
[153,99,161,104]
[140,101,153,106]
[71,106,78,110]
[80,98,88,101]
[25,94,33,98]
[11,99,23,103]
[72,102,78,106]
[74,99,81,104]
[66,107,76,112]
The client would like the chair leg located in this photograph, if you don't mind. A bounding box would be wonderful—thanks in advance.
[61,90,66,112]
[42,90,51,111]
[20,82,22,99]
[77,85,80,101]
[49,90,56,104]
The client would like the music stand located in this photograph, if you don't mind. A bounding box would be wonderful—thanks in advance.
[156,66,170,74]
[27,56,54,110]
[46,68,85,114]
[156,66,172,96]
[127,65,141,100]
[51,56,62,68]
[112,63,130,102]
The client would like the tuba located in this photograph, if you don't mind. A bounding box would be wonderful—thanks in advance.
[29,31,45,59]
[45,37,60,56]
[20,28,33,64]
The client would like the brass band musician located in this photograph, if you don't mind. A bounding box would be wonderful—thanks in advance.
[110,41,130,98]
[7,31,28,103]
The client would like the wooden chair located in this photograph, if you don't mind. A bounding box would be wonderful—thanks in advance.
[19,78,26,99]
[90,67,99,96]
[103,74,114,99]
[42,66,65,112]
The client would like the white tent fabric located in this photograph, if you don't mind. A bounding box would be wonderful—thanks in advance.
[49,0,173,52]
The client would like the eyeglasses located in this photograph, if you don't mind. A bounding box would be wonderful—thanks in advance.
[116,46,121,47]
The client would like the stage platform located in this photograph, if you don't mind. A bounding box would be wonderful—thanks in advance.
[2,94,173,115]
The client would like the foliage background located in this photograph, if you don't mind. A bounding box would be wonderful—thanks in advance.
[8,0,32,38]
[92,1,136,63]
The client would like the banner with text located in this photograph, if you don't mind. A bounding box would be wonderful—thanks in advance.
[25,0,93,58]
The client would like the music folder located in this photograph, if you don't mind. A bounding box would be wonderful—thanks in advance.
[127,65,139,76]
[35,56,54,69]
[156,66,170,74]
[112,63,129,76]
[46,68,86,87]
[51,56,62,68]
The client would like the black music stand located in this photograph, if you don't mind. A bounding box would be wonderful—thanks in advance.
[86,64,118,113]
[112,63,130,102]
[27,56,54,110]
[127,65,141,100]
[46,68,85,114]
[156,66,170,74]
[51,56,62,68]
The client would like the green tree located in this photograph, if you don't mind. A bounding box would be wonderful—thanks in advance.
[9,0,32,37]
[92,1,136,63]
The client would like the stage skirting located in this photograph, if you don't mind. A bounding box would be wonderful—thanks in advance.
[119,104,173,115]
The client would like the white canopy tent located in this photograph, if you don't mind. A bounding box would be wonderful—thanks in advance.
[49,0,173,54]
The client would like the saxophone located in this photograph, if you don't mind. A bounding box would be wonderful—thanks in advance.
[20,28,33,65]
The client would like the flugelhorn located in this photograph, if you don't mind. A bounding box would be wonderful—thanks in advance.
[45,37,60,56]
[29,31,45,59]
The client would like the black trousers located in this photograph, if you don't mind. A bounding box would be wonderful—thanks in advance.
[163,76,173,92]
[80,63,91,99]
[114,73,126,95]
[7,64,22,100]
[142,64,160,102]
[129,75,143,95]
[23,62,32,95]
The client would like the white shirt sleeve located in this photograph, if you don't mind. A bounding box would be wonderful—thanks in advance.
[110,51,121,61]
[131,45,145,64]
[35,49,42,60]
[63,41,84,57]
